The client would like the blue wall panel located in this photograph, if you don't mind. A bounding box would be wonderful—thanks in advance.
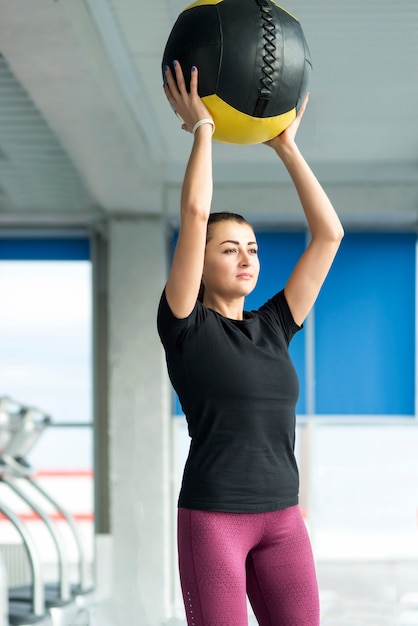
[0,238,90,260]
[173,229,416,417]
[315,232,415,415]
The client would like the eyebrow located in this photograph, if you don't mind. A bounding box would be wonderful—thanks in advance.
[219,239,257,246]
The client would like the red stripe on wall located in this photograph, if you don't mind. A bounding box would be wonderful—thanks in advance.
[34,469,94,478]
[0,512,94,523]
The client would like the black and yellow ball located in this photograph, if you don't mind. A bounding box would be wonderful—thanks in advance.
[162,0,312,144]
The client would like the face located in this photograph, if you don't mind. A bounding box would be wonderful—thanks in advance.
[202,221,260,300]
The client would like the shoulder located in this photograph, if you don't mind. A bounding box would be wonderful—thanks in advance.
[256,289,302,343]
[157,288,207,348]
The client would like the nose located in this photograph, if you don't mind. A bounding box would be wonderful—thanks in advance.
[239,251,251,266]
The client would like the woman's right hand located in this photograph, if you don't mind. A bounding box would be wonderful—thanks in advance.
[163,61,213,134]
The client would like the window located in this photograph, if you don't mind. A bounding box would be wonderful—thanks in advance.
[0,236,93,467]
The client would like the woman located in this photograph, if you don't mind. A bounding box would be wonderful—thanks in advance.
[158,60,344,626]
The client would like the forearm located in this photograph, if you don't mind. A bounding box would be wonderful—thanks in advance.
[276,144,343,241]
[180,125,213,219]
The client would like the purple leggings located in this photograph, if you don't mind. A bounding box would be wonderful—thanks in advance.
[178,505,319,626]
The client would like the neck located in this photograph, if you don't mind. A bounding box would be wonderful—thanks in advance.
[202,294,245,320]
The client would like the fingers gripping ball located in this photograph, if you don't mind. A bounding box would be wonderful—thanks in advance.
[162,0,312,145]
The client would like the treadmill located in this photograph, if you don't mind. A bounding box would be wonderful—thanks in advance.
[0,399,92,625]
[0,499,53,626]
[0,398,53,626]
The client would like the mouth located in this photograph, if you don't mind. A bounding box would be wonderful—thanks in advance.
[236,273,253,279]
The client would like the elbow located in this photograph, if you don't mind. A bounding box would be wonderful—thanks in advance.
[329,225,344,252]
[181,201,210,222]
[313,222,344,250]
[328,219,344,244]
[314,224,344,244]
[336,223,345,243]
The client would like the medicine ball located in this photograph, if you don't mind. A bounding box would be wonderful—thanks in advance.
[162,0,312,144]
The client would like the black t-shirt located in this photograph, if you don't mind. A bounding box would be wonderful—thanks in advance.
[157,289,302,513]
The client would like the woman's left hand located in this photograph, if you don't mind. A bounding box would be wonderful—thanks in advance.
[264,92,309,154]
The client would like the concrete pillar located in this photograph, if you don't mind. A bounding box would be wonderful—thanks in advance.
[100,216,170,626]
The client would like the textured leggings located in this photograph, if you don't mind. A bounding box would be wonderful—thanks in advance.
[178,505,319,626]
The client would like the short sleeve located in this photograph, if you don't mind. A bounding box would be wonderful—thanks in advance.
[157,288,205,352]
[257,289,302,345]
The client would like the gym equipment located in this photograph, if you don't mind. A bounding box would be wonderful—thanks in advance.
[0,499,53,626]
[162,0,311,144]
[3,458,93,619]
[0,551,7,626]
[0,399,93,625]
[2,475,80,626]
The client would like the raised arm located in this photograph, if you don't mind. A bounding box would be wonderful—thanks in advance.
[163,61,214,318]
[266,94,344,326]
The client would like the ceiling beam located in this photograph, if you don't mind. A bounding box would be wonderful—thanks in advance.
[61,0,166,163]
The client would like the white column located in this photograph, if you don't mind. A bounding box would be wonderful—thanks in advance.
[101,216,170,626]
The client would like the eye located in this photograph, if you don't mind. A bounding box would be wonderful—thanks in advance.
[224,248,237,254]
[249,248,258,255]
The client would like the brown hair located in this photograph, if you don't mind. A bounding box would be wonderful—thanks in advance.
[197,211,253,303]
